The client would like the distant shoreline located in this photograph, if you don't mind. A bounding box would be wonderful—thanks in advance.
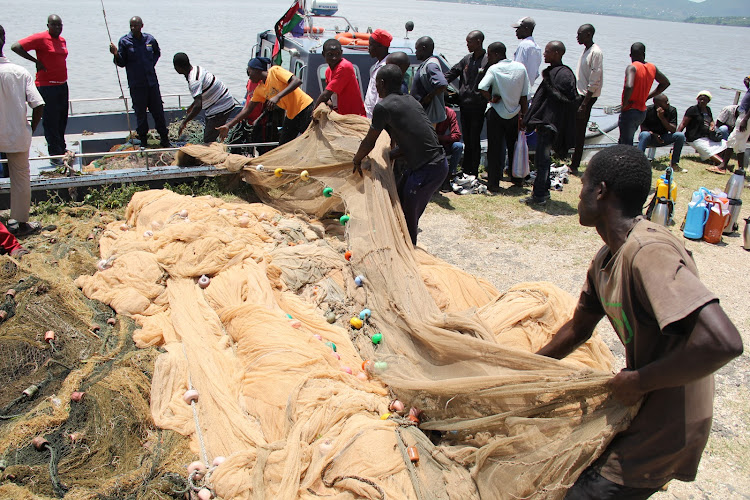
[429,0,750,27]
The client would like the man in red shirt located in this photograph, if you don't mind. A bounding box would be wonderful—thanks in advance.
[12,15,69,164]
[313,39,365,116]
[618,43,669,146]
[435,106,463,191]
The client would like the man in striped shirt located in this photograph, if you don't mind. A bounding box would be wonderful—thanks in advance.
[173,52,234,143]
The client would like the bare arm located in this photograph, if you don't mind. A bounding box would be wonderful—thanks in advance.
[30,104,44,132]
[536,305,604,359]
[519,95,528,126]
[677,115,690,133]
[647,67,670,101]
[179,96,203,135]
[352,128,382,176]
[480,89,500,104]
[607,301,743,405]
[621,65,636,107]
[313,89,334,112]
[267,74,303,109]
[216,100,260,140]
[657,107,677,133]
[11,42,46,72]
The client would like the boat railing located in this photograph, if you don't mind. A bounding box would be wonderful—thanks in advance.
[65,93,193,116]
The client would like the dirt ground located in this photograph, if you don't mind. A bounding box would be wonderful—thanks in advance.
[418,157,750,500]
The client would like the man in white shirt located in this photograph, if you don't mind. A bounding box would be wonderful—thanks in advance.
[478,41,529,191]
[512,17,542,87]
[0,24,45,236]
[571,23,604,172]
[364,29,392,119]
[173,52,235,143]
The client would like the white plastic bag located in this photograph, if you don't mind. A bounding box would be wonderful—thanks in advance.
[512,130,530,178]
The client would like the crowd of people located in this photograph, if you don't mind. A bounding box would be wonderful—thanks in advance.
[0,16,746,500]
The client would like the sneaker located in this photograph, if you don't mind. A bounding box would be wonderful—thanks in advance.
[13,221,42,236]
[519,195,548,206]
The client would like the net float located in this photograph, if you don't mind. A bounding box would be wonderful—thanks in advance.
[255,164,265,171]
[325,311,336,324]
[107,318,116,326]
[407,446,419,463]
[290,320,302,329]
[44,331,55,343]
[71,391,85,402]
[374,361,388,372]
[359,309,371,320]
[6,289,16,298]
[318,439,333,455]
[86,233,95,240]
[342,366,353,374]
[32,436,49,451]
[198,275,210,289]
[97,259,110,271]
[212,456,226,467]
[23,385,39,398]
[356,372,368,381]
[238,217,250,227]
[344,250,352,261]
[300,170,310,181]
[187,461,207,480]
[354,275,364,287]
[323,187,333,197]
[143,230,153,239]
[91,324,100,333]
[371,333,383,345]
[350,317,363,329]
[151,220,163,230]
[0,311,7,321]
[389,400,405,413]
[183,389,199,404]
[274,168,283,177]
[332,352,341,360]
[197,488,214,500]
[119,223,129,231]
[69,432,84,443]
[339,214,350,225]
[179,209,189,218]
[380,412,391,420]
[286,313,293,319]
[313,334,323,341]
[325,341,337,352]
[0,460,6,471]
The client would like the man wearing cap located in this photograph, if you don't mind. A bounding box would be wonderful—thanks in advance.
[314,39,366,117]
[218,58,313,145]
[364,29,392,119]
[571,24,603,173]
[109,17,171,148]
[677,90,726,167]
[618,42,669,145]
[512,17,542,87]
[1,24,45,238]
[445,30,491,179]
[12,15,68,164]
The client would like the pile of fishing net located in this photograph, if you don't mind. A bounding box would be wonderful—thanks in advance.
[0,106,635,499]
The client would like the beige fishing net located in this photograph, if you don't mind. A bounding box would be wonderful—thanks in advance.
[0,106,635,499]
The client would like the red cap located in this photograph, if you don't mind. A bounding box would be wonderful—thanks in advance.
[371,29,392,48]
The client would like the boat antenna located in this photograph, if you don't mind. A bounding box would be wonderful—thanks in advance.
[99,0,134,143]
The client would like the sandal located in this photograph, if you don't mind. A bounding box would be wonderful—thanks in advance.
[14,221,42,237]
[706,166,729,175]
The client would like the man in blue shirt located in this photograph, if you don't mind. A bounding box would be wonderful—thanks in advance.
[109,17,170,147]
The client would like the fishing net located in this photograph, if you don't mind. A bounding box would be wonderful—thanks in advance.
[0,106,635,499]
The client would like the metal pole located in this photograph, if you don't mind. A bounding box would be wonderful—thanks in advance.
[100,0,134,141]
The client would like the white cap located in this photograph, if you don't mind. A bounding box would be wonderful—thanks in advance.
[512,16,536,29]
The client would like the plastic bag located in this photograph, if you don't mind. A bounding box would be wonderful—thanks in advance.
[512,129,530,178]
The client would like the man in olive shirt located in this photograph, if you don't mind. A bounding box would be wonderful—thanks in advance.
[537,145,742,499]
[637,94,685,170]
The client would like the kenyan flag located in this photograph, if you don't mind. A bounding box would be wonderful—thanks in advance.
[273,0,305,65]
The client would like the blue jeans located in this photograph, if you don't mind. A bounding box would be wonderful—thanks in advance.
[637,131,686,165]
[445,141,464,178]
[532,127,554,199]
[618,109,647,146]
[397,156,448,245]
[717,125,731,141]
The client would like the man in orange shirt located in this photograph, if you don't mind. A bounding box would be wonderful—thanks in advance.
[618,43,669,146]
[13,15,69,163]
[218,57,313,145]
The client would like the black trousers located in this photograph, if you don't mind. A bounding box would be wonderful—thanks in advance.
[570,96,597,170]
[460,108,485,176]
[38,83,68,156]
[486,108,520,189]
[130,84,169,140]
[280,103,313,145]
[204,108,234,144]
[565,467,661,500]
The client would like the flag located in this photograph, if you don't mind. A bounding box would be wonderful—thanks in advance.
[273,0,305,65]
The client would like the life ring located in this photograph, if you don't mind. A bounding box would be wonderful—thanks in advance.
[354,38,369,46]
[336,36,355,45]
[353,32,371,40]
[303,26,324,34]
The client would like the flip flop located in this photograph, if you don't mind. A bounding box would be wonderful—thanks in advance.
[706,166,729,174]
[14,221,42,237]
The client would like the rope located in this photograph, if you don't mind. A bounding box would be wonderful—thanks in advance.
[99,0,133,140]
[181,343,210,466]
[42,443,67,498]
[395,427,425,500]
[318,429,386,499]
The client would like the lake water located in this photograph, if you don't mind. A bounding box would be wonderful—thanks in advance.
[4,0,749,118]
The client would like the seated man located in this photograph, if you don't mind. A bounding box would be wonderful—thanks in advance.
[435,106,463,190]
[352,64,447,246]
[537,145,742,500]
[313,39,366,116]
[218,57,313,145]
[677,90,726,168]
[715,104,738,140]
[637,94,686,171]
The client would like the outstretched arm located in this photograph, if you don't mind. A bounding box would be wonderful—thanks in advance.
[179,96,203,135]
[313,89,334,112]
[536,305,604,360]
[607,301,742,405]
[216,100,260,140]
[352,128,382,176]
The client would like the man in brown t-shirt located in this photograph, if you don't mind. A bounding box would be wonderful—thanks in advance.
[537,145,742,499]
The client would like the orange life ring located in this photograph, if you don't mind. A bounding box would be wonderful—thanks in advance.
[303,26,324,34]
[336,36,355,45]
[353,32,371,40]
[354,38,369,46]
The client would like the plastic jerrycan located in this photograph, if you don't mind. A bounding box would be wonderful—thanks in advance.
[656,174,677,203]
[684,200,710,239]
[704,201,731,244]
